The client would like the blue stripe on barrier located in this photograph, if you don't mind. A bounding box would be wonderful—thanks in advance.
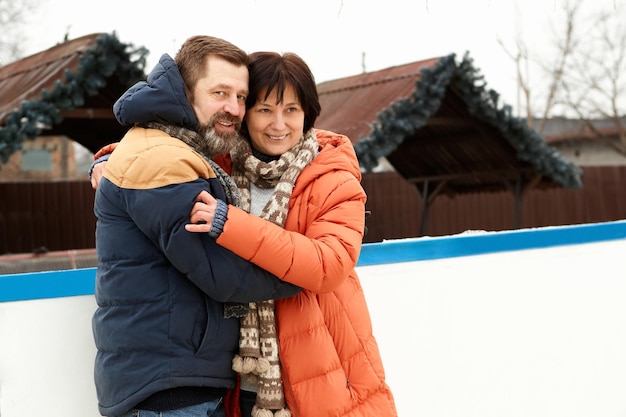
[2,220,626,302]
[0,268,96,302]
[357,220,626,266]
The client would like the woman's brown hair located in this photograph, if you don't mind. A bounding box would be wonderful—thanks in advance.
[246,52,321,133]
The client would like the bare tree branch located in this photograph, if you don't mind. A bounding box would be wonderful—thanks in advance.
[501,0,626,153]
[0,0,36,64]
[498,36,533,126]
[536,0,580,133]
[556,1,626,151]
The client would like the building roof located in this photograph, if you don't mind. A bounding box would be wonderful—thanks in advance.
[317,53,583,194]
[0,32,147,163]
[0,36,581,194]
[541,116,626,145]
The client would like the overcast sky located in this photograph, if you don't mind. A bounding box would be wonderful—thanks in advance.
[22,0,622,116]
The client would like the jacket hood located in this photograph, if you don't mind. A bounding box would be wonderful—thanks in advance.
[314,129,361,178]
[113,54,199,130]
[292,129,361,195]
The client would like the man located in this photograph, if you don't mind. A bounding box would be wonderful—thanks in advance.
[92,35,299,417]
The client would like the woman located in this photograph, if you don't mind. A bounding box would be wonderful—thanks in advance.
[186,51,398,417]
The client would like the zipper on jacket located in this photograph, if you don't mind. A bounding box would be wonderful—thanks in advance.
[347,378,356,399]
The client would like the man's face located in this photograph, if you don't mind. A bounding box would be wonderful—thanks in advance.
[191,55,249,149]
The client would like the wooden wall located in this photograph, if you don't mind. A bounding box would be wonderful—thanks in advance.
[361,166,626,242]
[1,166,626,255]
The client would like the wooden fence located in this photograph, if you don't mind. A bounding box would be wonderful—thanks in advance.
[1,166,626,257]
[362,166,626,241]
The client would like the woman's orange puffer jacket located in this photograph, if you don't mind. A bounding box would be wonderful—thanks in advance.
[217,129,398,417]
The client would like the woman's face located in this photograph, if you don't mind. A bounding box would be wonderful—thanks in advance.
[245,84,305,156]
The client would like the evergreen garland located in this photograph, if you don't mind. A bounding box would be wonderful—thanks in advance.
[354,52,583,189]
[0,32,147,165]
[355,54,456,171]
[453,52,582,188]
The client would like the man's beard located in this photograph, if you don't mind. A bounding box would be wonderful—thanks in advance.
[197,112,242,158]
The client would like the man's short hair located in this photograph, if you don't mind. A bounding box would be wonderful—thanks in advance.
[175,35,249,94]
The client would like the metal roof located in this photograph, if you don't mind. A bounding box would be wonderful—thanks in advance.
[317,57,441,142]
[0,36,581,199]
[316,54,582,196]
[0,32,146,162]
[0,34,98,121]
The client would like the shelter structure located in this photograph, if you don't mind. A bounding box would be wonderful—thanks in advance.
[0,37,585,246]
[0,32,147,163]
[316,53,583,234]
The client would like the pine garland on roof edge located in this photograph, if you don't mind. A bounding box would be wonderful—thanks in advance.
[453,52,582,188]
[354,54,457,172]
[0,32,147,166]
[354,52,583,189]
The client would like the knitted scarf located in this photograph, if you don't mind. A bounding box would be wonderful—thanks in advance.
[229,129,319,417]
[139,121,242,209]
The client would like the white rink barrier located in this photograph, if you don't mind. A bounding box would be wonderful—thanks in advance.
[2,220,626,417]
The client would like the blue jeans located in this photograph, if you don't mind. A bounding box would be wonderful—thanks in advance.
[120,398,225,417]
